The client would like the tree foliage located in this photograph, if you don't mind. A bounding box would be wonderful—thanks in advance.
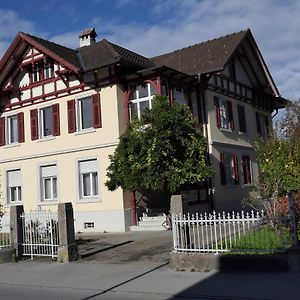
[105,96,214,194]
[253,101,300,205]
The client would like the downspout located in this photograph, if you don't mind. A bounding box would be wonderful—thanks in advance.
[271,108,278,119]
[198,73,214,211]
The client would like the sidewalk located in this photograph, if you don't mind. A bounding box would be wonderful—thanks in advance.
[0,260,299,299]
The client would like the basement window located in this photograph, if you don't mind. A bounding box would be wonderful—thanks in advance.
[84,222,95,229]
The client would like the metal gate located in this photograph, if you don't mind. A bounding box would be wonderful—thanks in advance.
[21,209,59,259]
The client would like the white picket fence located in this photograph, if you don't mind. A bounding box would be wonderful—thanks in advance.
[0,217,10,249]
[21,210,59,259]
[172,211,292,254]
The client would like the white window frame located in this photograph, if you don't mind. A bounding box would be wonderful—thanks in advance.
[44,60,54,79]
[219,99,229,129]
[39,106,53,138]
[77,96,93,131]
[32,62,41,83]
[6,168,22,204]
[78,158,99,200]
[129,83,156,120]
[6,114,18,145]
[40,164,58,202]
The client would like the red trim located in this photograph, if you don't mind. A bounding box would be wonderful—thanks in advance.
[19,33,78,74]
[17,112,25,143]
[52,103,60,136]
[67,99,76,133]
[92,93,102,128]
[30,109,38,140]
[232,154,240,184]
[0,117,5,146]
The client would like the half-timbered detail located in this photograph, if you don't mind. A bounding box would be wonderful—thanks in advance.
[0,28,286,232]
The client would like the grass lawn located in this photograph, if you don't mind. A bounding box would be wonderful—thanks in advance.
[224,225,293,254]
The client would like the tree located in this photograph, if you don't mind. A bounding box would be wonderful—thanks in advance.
[248,101,300,215]
[105,96,214,204]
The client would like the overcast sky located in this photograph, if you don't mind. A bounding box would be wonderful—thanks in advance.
[0,0,299,103]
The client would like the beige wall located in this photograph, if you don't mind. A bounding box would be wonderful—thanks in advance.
[0,84,128,222]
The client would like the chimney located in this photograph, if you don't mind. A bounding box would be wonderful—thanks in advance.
[79,28,97,47]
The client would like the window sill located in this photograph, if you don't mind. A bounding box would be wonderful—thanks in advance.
[4,143,20,149]
[38,201,59,206]
[75,128,96,136]
[4,202,23,208]
[77,197,101,204]
[37,136,55,143]
[220,128,233,133]
[238,131,248,136]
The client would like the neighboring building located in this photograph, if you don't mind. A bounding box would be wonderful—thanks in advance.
[0,28,286,232]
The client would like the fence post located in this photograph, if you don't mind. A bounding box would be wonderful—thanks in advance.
[10,205,24,259]
[288,192,299,246]
[57,203,78,262]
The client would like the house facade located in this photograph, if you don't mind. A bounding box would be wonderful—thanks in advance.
[0,28,285,232]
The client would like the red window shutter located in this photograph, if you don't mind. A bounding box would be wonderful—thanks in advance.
[17,112,25,143]
[52,103,60,136]
[0,117,5,146]
[30,109,38,140]
[92,93,102,128]
[67,99,76,133]
[232,154,239,184]
[227,100,234,130]
[214,96,221,128]
[219,153,226,185]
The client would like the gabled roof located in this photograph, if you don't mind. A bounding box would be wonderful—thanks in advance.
[151,29,280,97]
[77,39,155,71]
[152,30,248,75]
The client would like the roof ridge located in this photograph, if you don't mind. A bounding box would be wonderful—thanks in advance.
[101,39,121,59]
[151,29,249,59]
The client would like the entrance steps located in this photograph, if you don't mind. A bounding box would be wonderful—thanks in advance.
[130,214,167,231]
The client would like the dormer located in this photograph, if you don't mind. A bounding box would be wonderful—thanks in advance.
[79,28,97,47]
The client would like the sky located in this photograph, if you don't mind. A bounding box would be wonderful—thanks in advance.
[0,0,299,105]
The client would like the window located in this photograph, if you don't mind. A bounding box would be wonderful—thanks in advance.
[31,60,54,83]
[40,106,53,137]
[242,156,252,184]
[237,105,247,133]
[67,94,101,133]
[32,62,42,83]
[44,60,54,79]
[129,83,157,120]
[256,112,270,138]
[220,153,239,185]
[0,113,24,146]
[30,104,60,140]
[7,169,22,203]
[40,164,58,201]
[228,60,236,80]
[78,159,99,199]
[7,115,18,144]
[173,87,188,105]
[214,97,234,130]
[78,97,93,130]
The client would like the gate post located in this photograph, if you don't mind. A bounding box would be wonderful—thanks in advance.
[10,205,24,259]
[57,203,78,262]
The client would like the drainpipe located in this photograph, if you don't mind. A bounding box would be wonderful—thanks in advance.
[271,108,279,119]
[197,74,214,212]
